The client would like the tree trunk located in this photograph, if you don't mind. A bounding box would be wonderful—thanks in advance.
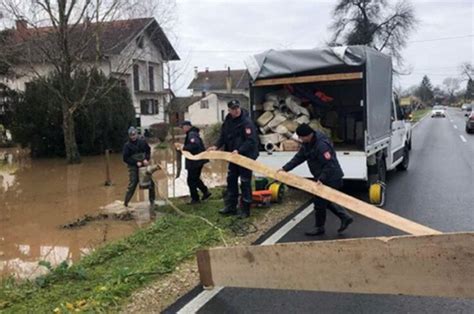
[62,104,81,164]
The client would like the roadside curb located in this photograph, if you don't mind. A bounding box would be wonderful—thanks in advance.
[412,112,430,129]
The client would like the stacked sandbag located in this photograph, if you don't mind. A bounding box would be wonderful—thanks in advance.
[256,91,331,152]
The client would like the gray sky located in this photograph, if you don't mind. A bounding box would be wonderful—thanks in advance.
[170,0,473,96]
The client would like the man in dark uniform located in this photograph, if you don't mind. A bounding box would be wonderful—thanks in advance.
[123,127,155,209]
[180,120,212,205]
[279,123,353,236]
[207,99,259,218]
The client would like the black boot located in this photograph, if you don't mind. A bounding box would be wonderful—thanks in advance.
[338,216,354,234]
[305,226,325,236]
[219,204,237,215]
[238,202,251,219]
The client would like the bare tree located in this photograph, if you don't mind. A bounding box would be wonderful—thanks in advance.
[0,0,177,163]
[459,62,473,81]
[329,0,418,67]
[442,77,461,101]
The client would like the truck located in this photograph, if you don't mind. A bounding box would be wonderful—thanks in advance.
[245,45,412,205]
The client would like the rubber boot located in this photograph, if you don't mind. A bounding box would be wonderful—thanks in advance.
[219,202,237,215]
[238,202,251,219]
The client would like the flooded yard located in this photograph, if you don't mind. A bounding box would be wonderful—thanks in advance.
[0,147,226,279]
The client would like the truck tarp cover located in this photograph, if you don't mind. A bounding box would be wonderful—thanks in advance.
[245,46,392,147]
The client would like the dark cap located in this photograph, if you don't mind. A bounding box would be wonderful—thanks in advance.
[180,120,192,127]
[296,123,314,137]
[227,99,241,109]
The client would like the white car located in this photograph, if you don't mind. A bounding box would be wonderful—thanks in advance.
[431,105,446,118]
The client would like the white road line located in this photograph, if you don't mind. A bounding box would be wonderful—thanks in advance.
[454,125,458,129]
[177,205,314,313]
[460,135,467,143]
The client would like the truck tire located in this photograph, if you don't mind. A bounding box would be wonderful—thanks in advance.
[396,147,409,171]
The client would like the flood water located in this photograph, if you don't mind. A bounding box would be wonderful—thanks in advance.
[0,147,227,279]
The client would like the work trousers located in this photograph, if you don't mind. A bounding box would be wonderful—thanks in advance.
[124,166,155,206]
[226,162,252,206]
[187,165,209,201]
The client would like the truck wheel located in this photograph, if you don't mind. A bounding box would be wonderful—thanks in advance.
[396,147,409,171]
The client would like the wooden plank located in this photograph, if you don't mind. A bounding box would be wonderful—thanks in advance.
[180,150,440,236]
[253,72,363,87]
[197,233,474,298]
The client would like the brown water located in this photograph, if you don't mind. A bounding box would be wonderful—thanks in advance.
[0,147,226,279]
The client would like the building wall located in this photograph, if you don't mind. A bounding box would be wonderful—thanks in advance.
[191,88,248,98]
[185,94,229,126]
[0,30,170,130]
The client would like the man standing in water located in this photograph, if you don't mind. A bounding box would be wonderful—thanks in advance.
[122,127,155,209]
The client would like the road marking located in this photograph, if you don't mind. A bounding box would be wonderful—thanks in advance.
[460,135,467,143]
[450,119,454,122]
[177,205,314,313]
[454,125,458,129]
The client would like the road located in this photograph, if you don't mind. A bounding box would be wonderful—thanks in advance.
[166,108,474,313]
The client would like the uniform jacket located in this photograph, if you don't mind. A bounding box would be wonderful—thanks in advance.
[215,109,259,160]
[183,126,208,169]
[282,131,344,184]
[123,137,151,167]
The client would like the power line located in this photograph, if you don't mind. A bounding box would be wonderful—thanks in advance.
[187,34,474,54]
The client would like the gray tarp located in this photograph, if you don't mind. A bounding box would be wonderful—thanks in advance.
[245,46,392,147]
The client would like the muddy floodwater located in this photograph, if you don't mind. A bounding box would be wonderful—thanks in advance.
[0,147,226,279]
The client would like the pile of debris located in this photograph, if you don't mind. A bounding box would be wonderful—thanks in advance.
[255,90,332,152]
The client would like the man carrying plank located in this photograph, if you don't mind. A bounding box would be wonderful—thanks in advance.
[278,123,353,236]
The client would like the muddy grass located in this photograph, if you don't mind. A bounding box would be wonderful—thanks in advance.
[0,187,310,313]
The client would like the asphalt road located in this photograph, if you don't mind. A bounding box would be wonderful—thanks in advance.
[167,108,474,313]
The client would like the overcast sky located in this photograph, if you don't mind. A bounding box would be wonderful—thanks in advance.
[169,0,473,96]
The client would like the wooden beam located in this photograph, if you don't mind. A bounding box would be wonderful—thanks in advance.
[253,72,363,87]
[197,233,474,298]
[180,150,440,236]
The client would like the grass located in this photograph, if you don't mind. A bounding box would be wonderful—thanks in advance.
[410,108,431,123]
[0,187,306,313]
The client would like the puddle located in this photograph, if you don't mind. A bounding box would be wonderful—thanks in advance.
[0,147,226,279]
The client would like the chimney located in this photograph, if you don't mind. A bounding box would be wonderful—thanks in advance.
[194,66,198,79]
[226,66,232,94]
[15,19,28,34]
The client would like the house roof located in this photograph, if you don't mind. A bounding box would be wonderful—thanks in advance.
[169,92,249,113]
[0,17,179,68]
[187,69,250,91]
[169,96,203,113]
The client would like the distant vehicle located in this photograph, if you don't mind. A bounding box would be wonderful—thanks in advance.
[466,112,474,134]
[431,105,446,118]
[461,104,472,117]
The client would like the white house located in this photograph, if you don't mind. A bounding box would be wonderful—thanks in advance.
[187,67,251,97]
[0,18,179,131]
[183,92,249,126]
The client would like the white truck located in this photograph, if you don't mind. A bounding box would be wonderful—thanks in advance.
[245,46,412,205]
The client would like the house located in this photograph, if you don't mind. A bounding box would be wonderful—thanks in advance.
[0,18,179,131]
[171,92,249,126]
[187,67,251,97]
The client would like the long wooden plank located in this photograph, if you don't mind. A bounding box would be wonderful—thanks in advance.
[181,150,440,236]
[253,72,363,87]
[197,232,474,298]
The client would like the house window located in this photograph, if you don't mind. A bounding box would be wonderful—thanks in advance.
[221,110,225,121]
[140,99,159,115]
[133,64,140,91]
[149,66,155,92]
[200,99,209,109]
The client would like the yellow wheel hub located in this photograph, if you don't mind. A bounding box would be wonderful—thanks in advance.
[369,183,384,206]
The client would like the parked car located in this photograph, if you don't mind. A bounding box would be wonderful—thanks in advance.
[466,112,474,134]
[431,105,446,118]
[461,104,472,117]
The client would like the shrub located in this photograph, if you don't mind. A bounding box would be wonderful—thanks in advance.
[149,122,170,142]
[203,122,222,146]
